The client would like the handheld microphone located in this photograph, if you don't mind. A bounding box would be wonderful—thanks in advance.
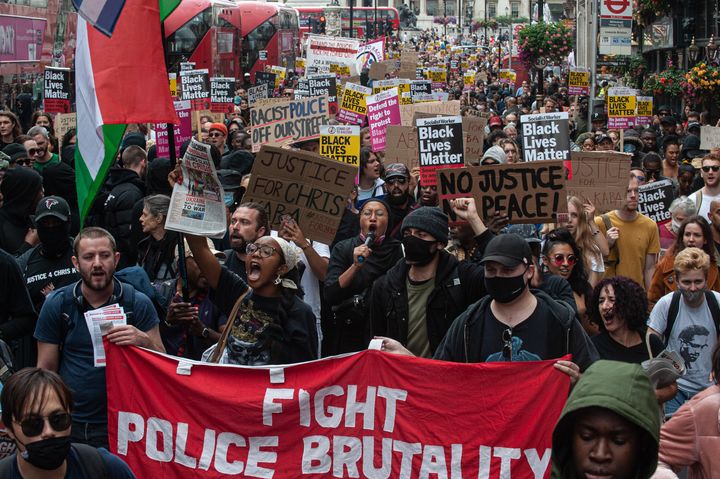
[358,231,376,264]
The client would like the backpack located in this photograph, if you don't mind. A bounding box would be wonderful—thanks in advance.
[0,443,108,478]
[663,290,720,346]
[0,339,14,384]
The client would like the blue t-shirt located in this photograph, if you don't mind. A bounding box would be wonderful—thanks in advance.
[6,447,136,478]
[34,280,159,424]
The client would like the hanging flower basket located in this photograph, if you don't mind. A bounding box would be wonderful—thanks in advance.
[633,0,671,26]
[684,62,720,107]
[516,22,574,69]
[643,65,686,98]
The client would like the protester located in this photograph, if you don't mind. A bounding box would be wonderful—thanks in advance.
[690,154,720,220]
[0,368,137,477]
[161,239,226,360]
[357,147,385,207]
[325,198,403,355]
[384,163,416,239]
[594,177,660,290]
[648,216,720,308]
[551,360,661,479]
[223,202,269,281]
[0,247,36,371]
[648,247,720,417]
[562,196,608,286]
[0,167,43,256]
[370,203,486,357]
[35,227,164,448]
[27,126,59,173]
[655,343,720,479]
[662,136,681,181]
[660,197,697,250]
[0,111,21,149]
[136,194,178,283]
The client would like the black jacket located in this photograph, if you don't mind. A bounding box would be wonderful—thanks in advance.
[370,250,486,354]
[433,290,598,371]
[136,231,179,283]
[99,167,146,268]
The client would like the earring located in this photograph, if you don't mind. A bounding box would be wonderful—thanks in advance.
[273,275,281,285]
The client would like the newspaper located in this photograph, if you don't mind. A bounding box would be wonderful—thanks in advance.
[165,139,227,238]
[84,303,127,367]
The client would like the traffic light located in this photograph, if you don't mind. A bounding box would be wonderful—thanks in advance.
[319,15,326,33]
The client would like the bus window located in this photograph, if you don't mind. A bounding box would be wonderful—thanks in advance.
[242,17,277,72]
[166,7,212,70]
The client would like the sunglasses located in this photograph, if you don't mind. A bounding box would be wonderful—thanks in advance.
[246,243,277,258]
[502,328,513,360]
[27,148,40,155]
[386,177,407,185]
[17,412,72,437]
[549,254,577,266]
[702,166,720,172]
[15,158,32,166]
[208,132,224,138]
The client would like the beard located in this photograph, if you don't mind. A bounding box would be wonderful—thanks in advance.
[387,191,408,206]
[80,267,113,292]
[231,235,248,253]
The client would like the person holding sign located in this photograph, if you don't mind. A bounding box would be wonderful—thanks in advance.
[324,199,403,355]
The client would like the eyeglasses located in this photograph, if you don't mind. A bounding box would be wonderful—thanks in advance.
[15,158,32,166]
[702,166,720,172]
[502,328,513,360]
[246,243,277,258]
[17,412,72,437]
[386,177,407,185]
[361,208,386,218]
[208,132,224,138]
[27,148,40,156]
[549,254,577,266]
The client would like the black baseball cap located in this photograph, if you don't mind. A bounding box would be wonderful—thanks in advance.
[35,196,70,222]
[591,112,606,122]
[480,234,533,267]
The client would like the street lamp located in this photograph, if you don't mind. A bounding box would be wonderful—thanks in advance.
[707,35,719,65]
[688,36,700,65]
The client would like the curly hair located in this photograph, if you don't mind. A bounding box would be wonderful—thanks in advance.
[542,228,592,299]
[670,215,716,261]
[588,276,648,333]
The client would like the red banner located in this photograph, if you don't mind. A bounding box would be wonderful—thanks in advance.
[106,343,569,478]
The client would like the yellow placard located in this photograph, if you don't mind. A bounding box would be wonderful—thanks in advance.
[296,58,305,69]
[169,73,177,97]
[637,98,653,116]
[498,70,516,85]
[320,125,360,166]
[428,69,447,84]
[568,70,590,89]
[608,94,637,118]
[270,66,286,88]
[339,83,370,117]
[464,71,476,86]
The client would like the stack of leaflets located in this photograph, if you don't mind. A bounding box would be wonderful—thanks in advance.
[642,350,686,389]
[84,303,127,367]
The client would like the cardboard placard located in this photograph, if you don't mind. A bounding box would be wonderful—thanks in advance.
[520,112,570,162]
[638,179,674,224]
[366,88,401,152]
[385,125,419,171]
[307,74,338,115]
[566,151,633,213]
[320,124,360,166]
[209,77,234,113]
[54,113,76,147]
[247,84,269,107]
[250,97,329,152]
[418,116,464,187]
[400,100,461,127]
[437,161,567,224]
[43,67,72,113]
[244,146,357,244]
[700,125,720,150]
[463,116,486,165]
[337,83,371,125]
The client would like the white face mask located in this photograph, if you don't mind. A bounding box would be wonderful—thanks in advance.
[671,218,682,234]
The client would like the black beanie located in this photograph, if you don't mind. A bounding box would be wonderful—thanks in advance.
[2,143,28,163]
[401,206,449,243]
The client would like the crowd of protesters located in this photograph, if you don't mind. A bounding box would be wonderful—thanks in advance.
[0,29,720,478]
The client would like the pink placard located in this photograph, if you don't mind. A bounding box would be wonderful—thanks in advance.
[155,100,192,159]
[367,88,400,152]
[0,14,46,63]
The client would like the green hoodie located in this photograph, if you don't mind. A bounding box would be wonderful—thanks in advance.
[551,360,661,479]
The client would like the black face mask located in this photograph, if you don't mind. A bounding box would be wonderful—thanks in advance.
[21,436,71,470]
[484,269,528,303]
[37,223,70,257]
[402,235,437,266]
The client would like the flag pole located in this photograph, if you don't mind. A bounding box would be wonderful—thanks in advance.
[160,19,190,302]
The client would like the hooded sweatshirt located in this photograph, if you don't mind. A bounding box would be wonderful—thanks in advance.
[0,167,43,255]
[552,360,661,479]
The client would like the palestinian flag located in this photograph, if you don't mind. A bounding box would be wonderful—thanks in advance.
[75,0,179,223]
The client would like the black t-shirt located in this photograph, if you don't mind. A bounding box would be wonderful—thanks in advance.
[212,267,318,365]
[479,301,566,362]
[592,330,664,364]
[222,250,247,282]
[17,246,79,311]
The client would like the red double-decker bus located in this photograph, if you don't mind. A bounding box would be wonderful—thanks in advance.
[296,6,399,40]
[164,0,299,80]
